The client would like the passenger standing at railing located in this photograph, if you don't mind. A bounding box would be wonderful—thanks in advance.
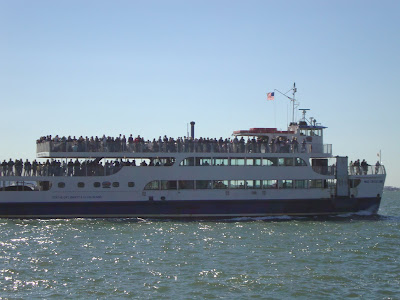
[375,161,381,174]
[361,159,368,175]
[32,160,38,176]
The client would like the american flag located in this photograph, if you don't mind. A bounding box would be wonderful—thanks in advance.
[267,92,274,101]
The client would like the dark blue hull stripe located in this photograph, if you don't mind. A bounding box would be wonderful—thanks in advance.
[0,197,381,218]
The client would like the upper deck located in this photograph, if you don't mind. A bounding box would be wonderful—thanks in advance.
[36,134,332,159]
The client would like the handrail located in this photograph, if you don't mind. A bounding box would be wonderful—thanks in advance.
[349,165,386,175]
[37,141,332,155]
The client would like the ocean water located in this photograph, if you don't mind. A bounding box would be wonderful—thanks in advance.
[1,192,399,299]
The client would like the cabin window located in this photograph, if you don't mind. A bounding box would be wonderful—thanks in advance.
[309,180,323,188]
[213,158,228,166]
[112,182,119,188]
[263,158,278,166]
[295,158,307,166]
[213,180,229,189]
[295,180,307,189]
[196,180,212,189]
[128,182,135,187]
[280,180,293,189]
[196,158,212,166]
[247,158,261,166]
[246,180,262,189]
[262,180,278,189]
[178,180,194,189]
[179,157,194,166]
[230,158,245,166]
[230,180,245,189]
[144,180,160,190]
[161,180,177,190]
[78,182,85,188]
[94,182,101,188]
[279,158,294,166]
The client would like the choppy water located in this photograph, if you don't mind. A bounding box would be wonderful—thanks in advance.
[1,192,400,299]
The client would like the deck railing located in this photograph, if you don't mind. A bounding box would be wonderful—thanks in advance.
[37,141,333,155]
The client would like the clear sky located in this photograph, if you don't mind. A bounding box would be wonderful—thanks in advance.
[1,0,399,186]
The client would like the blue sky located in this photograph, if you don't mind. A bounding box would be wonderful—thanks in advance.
[1,0,399,186]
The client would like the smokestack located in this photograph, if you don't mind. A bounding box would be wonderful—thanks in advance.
[190,121,195,139]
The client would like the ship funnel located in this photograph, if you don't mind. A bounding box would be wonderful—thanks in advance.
[190,121,195,139]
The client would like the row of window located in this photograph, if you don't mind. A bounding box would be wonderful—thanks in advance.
[58,181,135,188]
[144,179,336,190]
[179,157,307,167]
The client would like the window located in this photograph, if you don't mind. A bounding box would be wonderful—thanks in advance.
[230,158,245,166]
[263,158,278,166]
[213,158,228,166]
[213,180,229,189]
[280,180,293,189]
[78,182,85,188]
[196,158,212,166]
[196,180,212,189]
[179,157,194,166]
[128,182,135,187]
[295,180,307,189]
[230,180,245,189]
[144,180,160,190]
[94,182,101,188]
[247,158,261,166]
[178,180,194,189]
[309,180,323,188]
[112,182,119,188]
[263,180,278,189]
[295,158,307,166]
[161,180,177,190]
[246,180,261,189]
[58,182,65,188]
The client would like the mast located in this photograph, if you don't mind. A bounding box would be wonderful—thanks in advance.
[292,82,297,124]
[273,82,298,125]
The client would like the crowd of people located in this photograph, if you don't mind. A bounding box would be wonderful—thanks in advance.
[0,158,160,177]
[37,134,310,154]
[349,159,381,175]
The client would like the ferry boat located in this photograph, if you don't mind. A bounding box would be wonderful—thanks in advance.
[0,87,386,218]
